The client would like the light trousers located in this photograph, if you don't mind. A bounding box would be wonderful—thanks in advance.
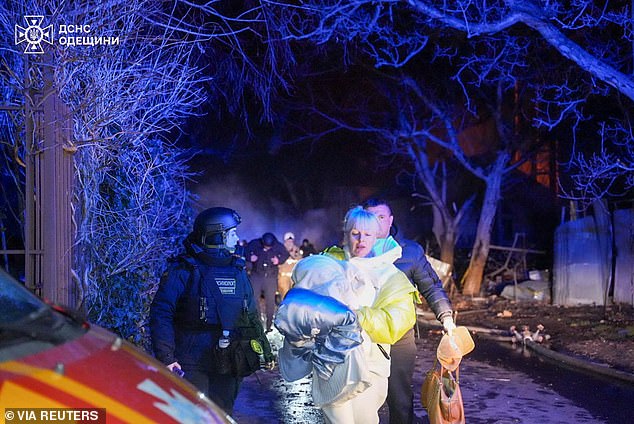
[321,372,388,424]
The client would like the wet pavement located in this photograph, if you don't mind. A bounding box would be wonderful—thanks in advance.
[231,328,634,423]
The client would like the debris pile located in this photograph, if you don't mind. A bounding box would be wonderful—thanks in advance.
[510,324,551,344]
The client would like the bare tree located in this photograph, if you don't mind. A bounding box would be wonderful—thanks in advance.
[264,0,634,292]
[0,0,207,344]
[0,0,289,345]
[145,0,294,122]
[266,1,634,99]
[264,0,634,191]
[0,64,26,245]
[559,109,634,206]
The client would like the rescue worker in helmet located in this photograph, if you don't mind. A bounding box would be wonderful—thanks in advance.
[278,233,303,300]
[283,232,297,252]
[246,232,289,331]
[150,207,272,414]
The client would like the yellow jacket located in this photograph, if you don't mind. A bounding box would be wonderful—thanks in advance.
[356,271,417,344]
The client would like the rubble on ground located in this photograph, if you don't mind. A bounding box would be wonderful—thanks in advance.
[430,295,634,374]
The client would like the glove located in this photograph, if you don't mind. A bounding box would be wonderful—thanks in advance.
[442,316,456,336]
[167,362,184,377]
[261,360,276,371]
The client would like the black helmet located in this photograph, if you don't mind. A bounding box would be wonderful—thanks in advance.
[193,207,241,247]
[261,232,277,247]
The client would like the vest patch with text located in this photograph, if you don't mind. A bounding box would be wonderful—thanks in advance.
[215,277,237,295]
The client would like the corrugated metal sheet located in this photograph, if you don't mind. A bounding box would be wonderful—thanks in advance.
[553,216,608,305]
[614,209,634,305]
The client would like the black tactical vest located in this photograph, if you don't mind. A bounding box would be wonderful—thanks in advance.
[175,255,252,330]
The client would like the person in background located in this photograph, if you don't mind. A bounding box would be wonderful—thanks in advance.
[149,207,263,414]
[278,233,303,300]
[283,232,296,252]
[300,238,317,257]
[364,198,455,424]
[247,232,289,331]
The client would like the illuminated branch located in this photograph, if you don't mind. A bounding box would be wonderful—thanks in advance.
[1,0,254,346]
[266,0,634,199]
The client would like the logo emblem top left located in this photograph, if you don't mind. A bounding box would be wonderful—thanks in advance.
[15,15,53,54]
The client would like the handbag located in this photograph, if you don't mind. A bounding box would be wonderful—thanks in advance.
[421,360,465,424]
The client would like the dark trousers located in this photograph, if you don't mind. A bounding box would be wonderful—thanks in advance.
[250,272,277,331]
[184,368,241,414]
[387,328,416,424]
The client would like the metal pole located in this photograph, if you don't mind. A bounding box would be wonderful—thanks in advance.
[23,53,38,293]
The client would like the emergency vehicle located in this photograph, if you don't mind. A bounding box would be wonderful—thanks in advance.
[0,269,234,423]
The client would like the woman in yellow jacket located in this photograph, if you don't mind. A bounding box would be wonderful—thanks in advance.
[319,205,418,423]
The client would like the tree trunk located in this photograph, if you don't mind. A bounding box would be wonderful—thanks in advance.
[411,145,459,270]
[432,204,457,265]
[439,226,456,266]
[461,152,508,296]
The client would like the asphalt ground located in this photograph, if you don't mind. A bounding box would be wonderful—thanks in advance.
[231,326,634,423]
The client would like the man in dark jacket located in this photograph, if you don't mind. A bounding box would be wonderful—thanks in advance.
[150,207,269,414]
[247,232,289,331]
[364,199,455,424]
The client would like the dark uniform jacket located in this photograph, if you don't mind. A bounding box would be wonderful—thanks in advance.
[149,241,257,370]
[395,237,452,322]
[246,239,289,276]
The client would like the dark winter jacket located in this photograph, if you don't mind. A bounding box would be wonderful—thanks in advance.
[246,238,290,276]
[149,241,258,370]
[394,237,453,322]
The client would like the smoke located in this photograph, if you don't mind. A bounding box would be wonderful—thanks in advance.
[191,173,341,250]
